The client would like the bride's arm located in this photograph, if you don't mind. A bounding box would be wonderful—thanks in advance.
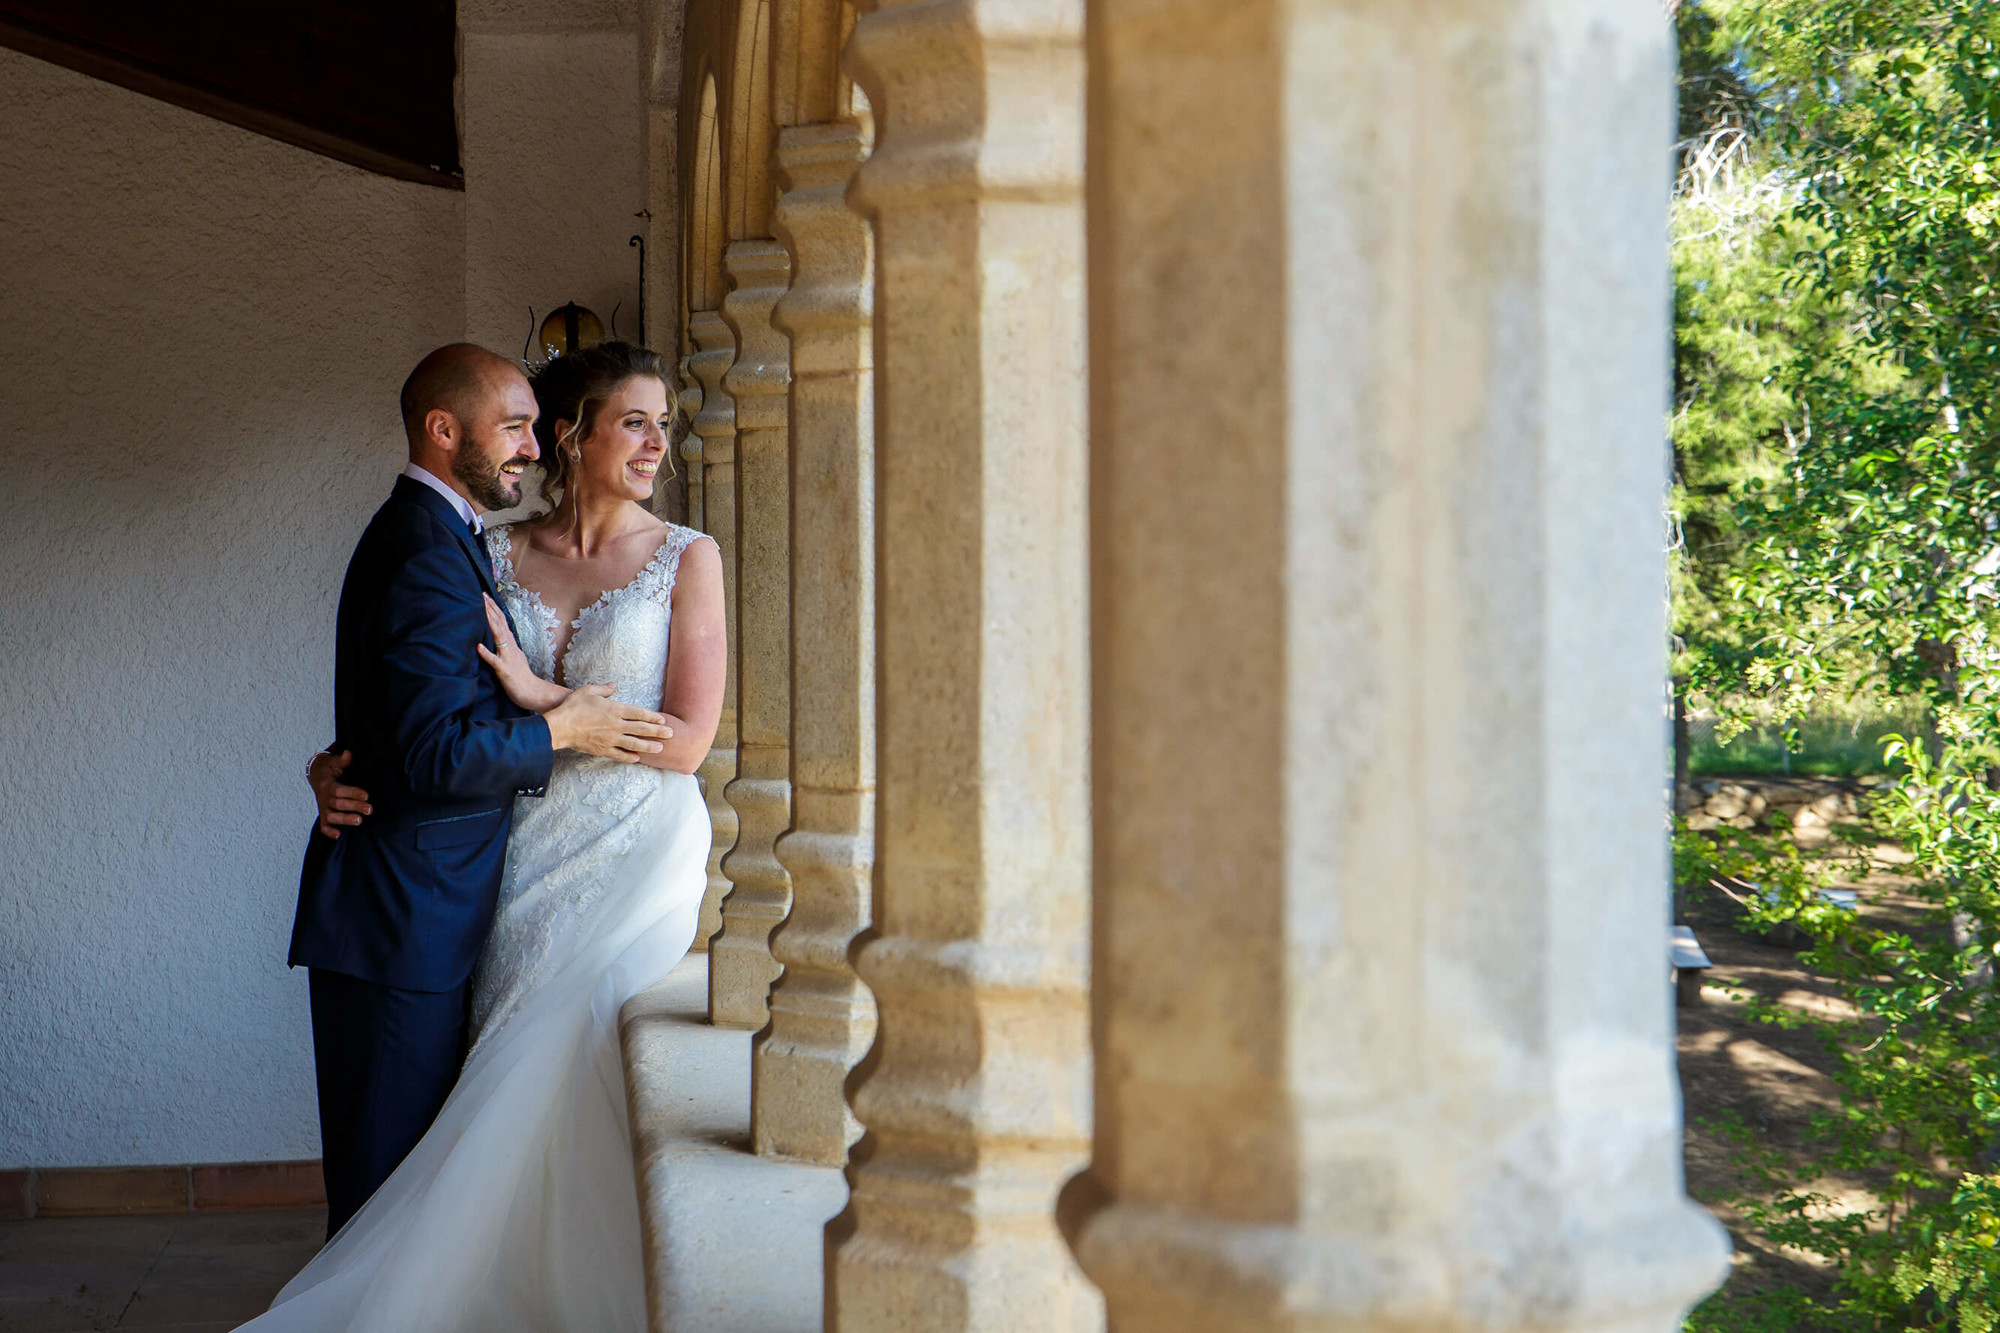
[634,536,726,775]
[474,595,678,759]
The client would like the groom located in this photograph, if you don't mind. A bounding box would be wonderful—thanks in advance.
[291,344,673,1237]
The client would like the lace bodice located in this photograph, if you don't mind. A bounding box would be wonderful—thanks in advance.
[483,521,706,709]
[469,520,711,1052]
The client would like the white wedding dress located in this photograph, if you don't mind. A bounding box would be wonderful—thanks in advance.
[242,522,715,1333]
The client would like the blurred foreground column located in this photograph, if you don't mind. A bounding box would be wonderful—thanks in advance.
[829,0,1102,1328]
[1062,1,1732,1330]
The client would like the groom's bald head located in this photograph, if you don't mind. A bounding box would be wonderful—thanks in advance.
[399,343,522,445]
[398,343,540,512]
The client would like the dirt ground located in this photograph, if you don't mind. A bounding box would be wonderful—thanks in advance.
[1677,789,1934,1316]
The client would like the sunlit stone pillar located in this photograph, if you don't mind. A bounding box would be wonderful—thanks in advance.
[713,239,796,1029]
[829,1,1101,1329]
[1061,2,1733,1330]
[686,309,740,954]
[757,116,878,1164]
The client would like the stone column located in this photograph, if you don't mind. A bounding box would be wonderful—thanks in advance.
[686,309,740,953]
[829,1,1101,1329]
[757,116,877,1164]
[665,361,702,528]
[712,238,796,1029]
[1061,2,1732,1330]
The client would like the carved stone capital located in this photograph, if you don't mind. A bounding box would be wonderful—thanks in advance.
[845,0,1082,217]
[773,119,874,380]
[687,309,738,463]
[721,239,793,432]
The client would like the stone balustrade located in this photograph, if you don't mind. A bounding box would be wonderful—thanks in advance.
[684,308,741,954]
[713,239,796,1029]
[759,114,878,1166]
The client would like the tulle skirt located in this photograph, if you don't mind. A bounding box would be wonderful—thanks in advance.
[239,771,709,1332]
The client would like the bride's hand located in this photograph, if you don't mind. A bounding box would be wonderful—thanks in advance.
[477,594,563,713]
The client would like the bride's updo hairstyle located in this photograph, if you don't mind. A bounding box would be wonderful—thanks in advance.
[528,340,680,507]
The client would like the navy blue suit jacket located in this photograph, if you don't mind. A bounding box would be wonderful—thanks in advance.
[289,476,555,992]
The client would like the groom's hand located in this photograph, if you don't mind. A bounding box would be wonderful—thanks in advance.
[544,684,674,762]
[309,749,373,839]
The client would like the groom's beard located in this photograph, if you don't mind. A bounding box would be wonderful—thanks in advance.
[454,448,530,512]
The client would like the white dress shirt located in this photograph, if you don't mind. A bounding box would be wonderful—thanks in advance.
[401,462,483,535]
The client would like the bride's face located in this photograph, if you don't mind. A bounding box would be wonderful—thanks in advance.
[569,376,673,505]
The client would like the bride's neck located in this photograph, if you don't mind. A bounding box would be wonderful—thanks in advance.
[548,487,640,557]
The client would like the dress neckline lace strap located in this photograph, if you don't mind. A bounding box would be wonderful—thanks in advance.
[485,522,703,687]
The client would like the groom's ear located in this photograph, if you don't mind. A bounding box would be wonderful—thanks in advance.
[423,407,460,452]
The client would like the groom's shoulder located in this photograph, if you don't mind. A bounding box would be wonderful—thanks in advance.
[357,485,456,556]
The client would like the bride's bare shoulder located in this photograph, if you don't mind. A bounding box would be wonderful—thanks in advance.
[668,529,722,593]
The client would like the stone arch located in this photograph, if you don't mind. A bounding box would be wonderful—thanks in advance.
[769,0,855,128]
[684,69,726,319]
[724,0,774,240]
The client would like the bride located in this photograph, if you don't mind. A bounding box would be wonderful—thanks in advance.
[254,341,723,1331]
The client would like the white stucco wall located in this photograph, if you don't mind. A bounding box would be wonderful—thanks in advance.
[0,48,466,1167]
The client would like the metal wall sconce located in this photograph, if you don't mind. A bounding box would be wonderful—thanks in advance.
[527,301,605,364]
[520,218,650,371]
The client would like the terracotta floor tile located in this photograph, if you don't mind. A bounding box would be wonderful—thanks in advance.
[0,1211,321,1332]
[0,1217,169,1314]
[0,1218,175,1267]
[0,1257,148,1306]
[141,1245,313,1291]
[0,1250,154,1298]
[164,1212,323,1252]
[115,1284,277,1328]
[0,1291,119,1332]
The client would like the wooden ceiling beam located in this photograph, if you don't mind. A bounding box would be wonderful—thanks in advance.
[0,3,460,189]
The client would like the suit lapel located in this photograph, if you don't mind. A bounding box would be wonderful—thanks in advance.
[455,518,502,601]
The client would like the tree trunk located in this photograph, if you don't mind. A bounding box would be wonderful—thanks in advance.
[1672,675,1691,817]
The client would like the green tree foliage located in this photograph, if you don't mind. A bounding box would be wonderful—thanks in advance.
[1679,1,2000,1328]
[1727,0,2000,711]
[1669,2,1828,750]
